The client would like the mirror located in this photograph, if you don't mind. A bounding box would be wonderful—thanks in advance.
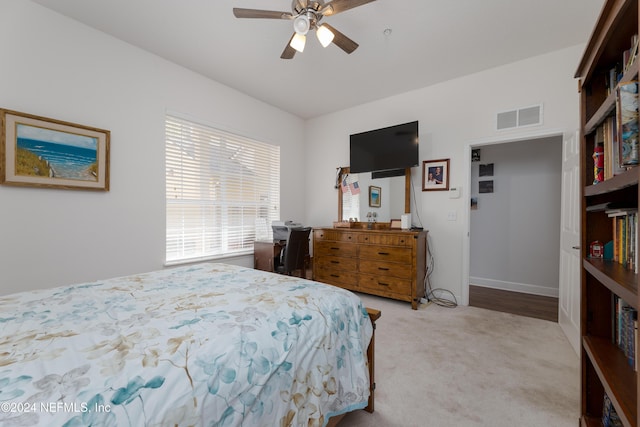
[338,167,410,223]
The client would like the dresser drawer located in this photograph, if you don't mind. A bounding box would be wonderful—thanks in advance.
[359,273,411,295]
[359,259,412,279]
[314,229,356,242]
[358,245,412,263]
[315,269,358,288]
[315,241,357,257]
[315,255,357,271]
[357,233,413,247]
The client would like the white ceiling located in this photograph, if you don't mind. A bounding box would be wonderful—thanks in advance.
[31,0,605,119]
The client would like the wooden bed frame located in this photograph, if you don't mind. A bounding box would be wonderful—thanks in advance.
[327,307,381,427]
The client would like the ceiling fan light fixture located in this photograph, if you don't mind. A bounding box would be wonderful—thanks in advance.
[293,15,310,35]
[290,33,306,52]
[316,24,334,47]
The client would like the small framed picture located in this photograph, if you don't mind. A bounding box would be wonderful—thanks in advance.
[0,109,110,190]
[422,158,450,191]
[369,185,381,207]
[479,163,494,177]
[390,219,402,229]
[479,180,494,193]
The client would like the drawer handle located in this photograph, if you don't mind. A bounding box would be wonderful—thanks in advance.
[378,267,389,271]
[330,274,340,278]
[330,247,340,250]
[330,260,340,264]
[378,252,390,256]
[378,282,390,287]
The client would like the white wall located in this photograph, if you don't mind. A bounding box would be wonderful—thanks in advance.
[305,45,582,303]
[469,136,563,297]
[0,0,305,295]
[1,1,584,303]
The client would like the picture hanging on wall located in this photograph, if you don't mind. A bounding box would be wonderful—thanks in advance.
[0,109,110,191]
[479,180,494,193]
[422,158,450,191]
[369,185,381,207]
[479,163,494,177]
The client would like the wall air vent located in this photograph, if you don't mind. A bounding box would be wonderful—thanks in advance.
[496,104,543,130]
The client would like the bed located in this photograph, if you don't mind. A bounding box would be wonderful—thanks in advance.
[0,262,378,427]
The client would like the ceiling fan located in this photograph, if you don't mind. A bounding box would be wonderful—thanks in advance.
[233,0,376,59]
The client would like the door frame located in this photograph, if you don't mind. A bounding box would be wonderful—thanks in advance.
[461,128,567,306]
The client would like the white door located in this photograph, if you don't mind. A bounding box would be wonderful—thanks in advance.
[558,130,581,355]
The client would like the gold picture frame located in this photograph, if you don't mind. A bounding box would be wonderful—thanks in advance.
[369,185,381,207]
[0,109,110,190]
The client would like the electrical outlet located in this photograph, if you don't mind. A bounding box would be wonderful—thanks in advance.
[447,211,457,221]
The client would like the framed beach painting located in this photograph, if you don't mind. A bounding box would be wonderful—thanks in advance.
[0,109,110,190]
[369,185,381,207]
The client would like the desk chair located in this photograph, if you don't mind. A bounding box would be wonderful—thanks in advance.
[275,227,311,279]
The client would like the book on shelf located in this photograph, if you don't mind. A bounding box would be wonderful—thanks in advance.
[593,117,629,183]
[597,33,639,178]
[605,34,638,95]
[608,210,637,272]
[602,392,623,426]
[613,296,637,370]
[623,34,639,74]
[602,393,623,427]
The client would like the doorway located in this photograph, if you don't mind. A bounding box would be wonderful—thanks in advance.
[469,285,558,321]
[466,135,562,321]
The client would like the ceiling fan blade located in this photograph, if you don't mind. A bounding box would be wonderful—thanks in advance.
[292,0,308,13]
[280,34,297,59]
[233,8,293,19]
[320,0,376,16]
[323,24,359,54]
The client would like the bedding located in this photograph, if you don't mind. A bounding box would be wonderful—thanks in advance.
[0,263,373,427]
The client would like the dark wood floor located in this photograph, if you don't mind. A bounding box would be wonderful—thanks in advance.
[469,285,558,322]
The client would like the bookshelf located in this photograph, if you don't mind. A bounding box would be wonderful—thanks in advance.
[575,0,640,426]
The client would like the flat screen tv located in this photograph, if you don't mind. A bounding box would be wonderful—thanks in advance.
[349,121,419,174]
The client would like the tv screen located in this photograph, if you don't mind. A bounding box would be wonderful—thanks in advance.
[349,121,419,173]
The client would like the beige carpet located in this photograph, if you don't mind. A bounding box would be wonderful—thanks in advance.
[340,293,579,427]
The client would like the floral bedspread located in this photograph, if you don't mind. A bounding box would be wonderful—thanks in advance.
[0,263,373,427]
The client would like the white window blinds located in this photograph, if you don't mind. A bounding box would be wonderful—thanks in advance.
[166,115,280,264]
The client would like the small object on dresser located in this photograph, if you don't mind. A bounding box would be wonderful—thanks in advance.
[589,241,604,258]
[333,221,353,228]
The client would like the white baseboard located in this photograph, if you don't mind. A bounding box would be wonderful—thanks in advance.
[469,277,558,298]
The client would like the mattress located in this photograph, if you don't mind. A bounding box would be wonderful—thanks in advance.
[0,263,373,426]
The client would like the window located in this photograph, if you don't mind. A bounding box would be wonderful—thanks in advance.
[166,114,280,264]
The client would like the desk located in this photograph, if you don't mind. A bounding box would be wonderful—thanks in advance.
[254,240,310,277]
[253,240,285,272]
